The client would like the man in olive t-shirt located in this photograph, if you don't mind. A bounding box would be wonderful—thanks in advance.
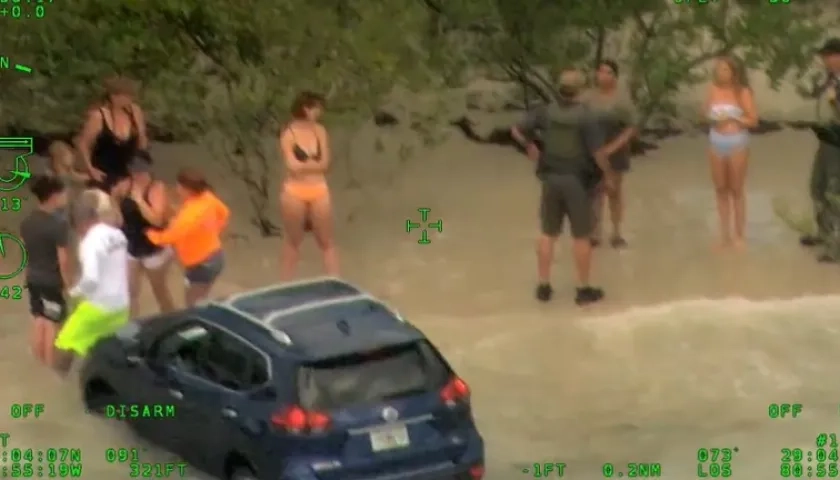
[510,69,612,306]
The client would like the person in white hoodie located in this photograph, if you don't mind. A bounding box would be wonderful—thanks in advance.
[54,190,130,374]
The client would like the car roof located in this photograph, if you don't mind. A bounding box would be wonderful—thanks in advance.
[199,277,425,360]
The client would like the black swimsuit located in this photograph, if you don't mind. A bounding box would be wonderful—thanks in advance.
[91,106,139,192]
[290,128,321,161]
[120,181,163,258]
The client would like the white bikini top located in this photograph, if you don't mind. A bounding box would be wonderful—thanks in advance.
[708,103,743,120]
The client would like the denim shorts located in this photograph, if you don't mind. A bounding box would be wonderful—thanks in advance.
[184,250,225,285]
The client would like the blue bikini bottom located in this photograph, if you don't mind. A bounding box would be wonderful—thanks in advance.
[709,130,749,157]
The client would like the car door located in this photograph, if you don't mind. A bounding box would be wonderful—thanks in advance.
[128,320,212,457]
[169,327,271,478]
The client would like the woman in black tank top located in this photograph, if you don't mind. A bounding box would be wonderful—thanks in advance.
[114,157,175,317]
[74,76,151,193]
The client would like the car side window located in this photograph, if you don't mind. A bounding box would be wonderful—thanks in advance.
[201,332,269,391]
[152,321,212,378]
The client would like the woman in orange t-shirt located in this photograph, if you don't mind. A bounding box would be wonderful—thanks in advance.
[145,168,229,306]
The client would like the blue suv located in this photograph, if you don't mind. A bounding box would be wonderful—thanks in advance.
[81,277,485,480]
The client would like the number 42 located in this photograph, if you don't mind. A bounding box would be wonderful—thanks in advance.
[0,286,23,299]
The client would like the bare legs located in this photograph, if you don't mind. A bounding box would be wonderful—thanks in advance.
[310,195,340,276]
[536,234,555,284]
[537,234,593,286]
[30,316,58,367]
[591,187,604,243]
[127,261,143,318]
[591,174,626,247]
[729,148,750,249]
[128,258,175,318]
[605,174,625,245]
[709,147,749,250]
[279,190,340,280]
[185,283,212,307]
[571,237,593,286]
[279,191,308,280]
[709,149,732,248]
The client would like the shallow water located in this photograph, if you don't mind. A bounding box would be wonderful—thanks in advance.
[0,129,838,478]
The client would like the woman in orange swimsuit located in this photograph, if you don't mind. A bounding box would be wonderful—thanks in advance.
[277,91,339,280]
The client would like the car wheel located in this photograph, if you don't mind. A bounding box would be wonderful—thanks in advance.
[229,467,258,480]
[83,378,118,415]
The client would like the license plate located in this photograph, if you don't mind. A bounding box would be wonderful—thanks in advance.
[369,425,410,452]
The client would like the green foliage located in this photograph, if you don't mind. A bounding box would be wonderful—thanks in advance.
[3,0,443,235]
[0,0,831,234]
[427,0,825,123]
[628,2,824,123]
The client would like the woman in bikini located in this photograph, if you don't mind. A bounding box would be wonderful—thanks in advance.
[704,56,758,250]
[277,91,339,280]
[74,75,150,193]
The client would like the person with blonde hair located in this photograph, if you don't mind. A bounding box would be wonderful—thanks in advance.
[703,55,758,250]
[46,140,89,185]
[85,187,122,226]
[54,190,130,374]
[74,75,150,193]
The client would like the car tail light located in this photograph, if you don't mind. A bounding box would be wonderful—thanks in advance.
[271,405,331,433]
[469,464,485,479]
[440,376,470,405]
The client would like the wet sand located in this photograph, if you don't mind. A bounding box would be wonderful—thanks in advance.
[1,127,839,479]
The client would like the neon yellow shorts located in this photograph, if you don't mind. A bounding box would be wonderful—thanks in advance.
[54,300,129,357]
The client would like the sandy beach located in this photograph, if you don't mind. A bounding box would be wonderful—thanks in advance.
[1,109,840,478]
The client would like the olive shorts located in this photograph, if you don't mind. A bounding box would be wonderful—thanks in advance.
[539,174,593,239]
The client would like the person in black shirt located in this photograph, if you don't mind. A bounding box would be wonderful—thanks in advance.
[19,176,71,367]
[113,156,174,317]
[74,75,150,193]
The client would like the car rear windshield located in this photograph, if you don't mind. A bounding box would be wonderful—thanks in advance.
[296,341,450,410]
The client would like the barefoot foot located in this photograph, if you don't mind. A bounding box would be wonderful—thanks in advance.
[732,237,746,251]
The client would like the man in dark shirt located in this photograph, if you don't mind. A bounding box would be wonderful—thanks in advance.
[20,175,71,367]
[511,69,612,305]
